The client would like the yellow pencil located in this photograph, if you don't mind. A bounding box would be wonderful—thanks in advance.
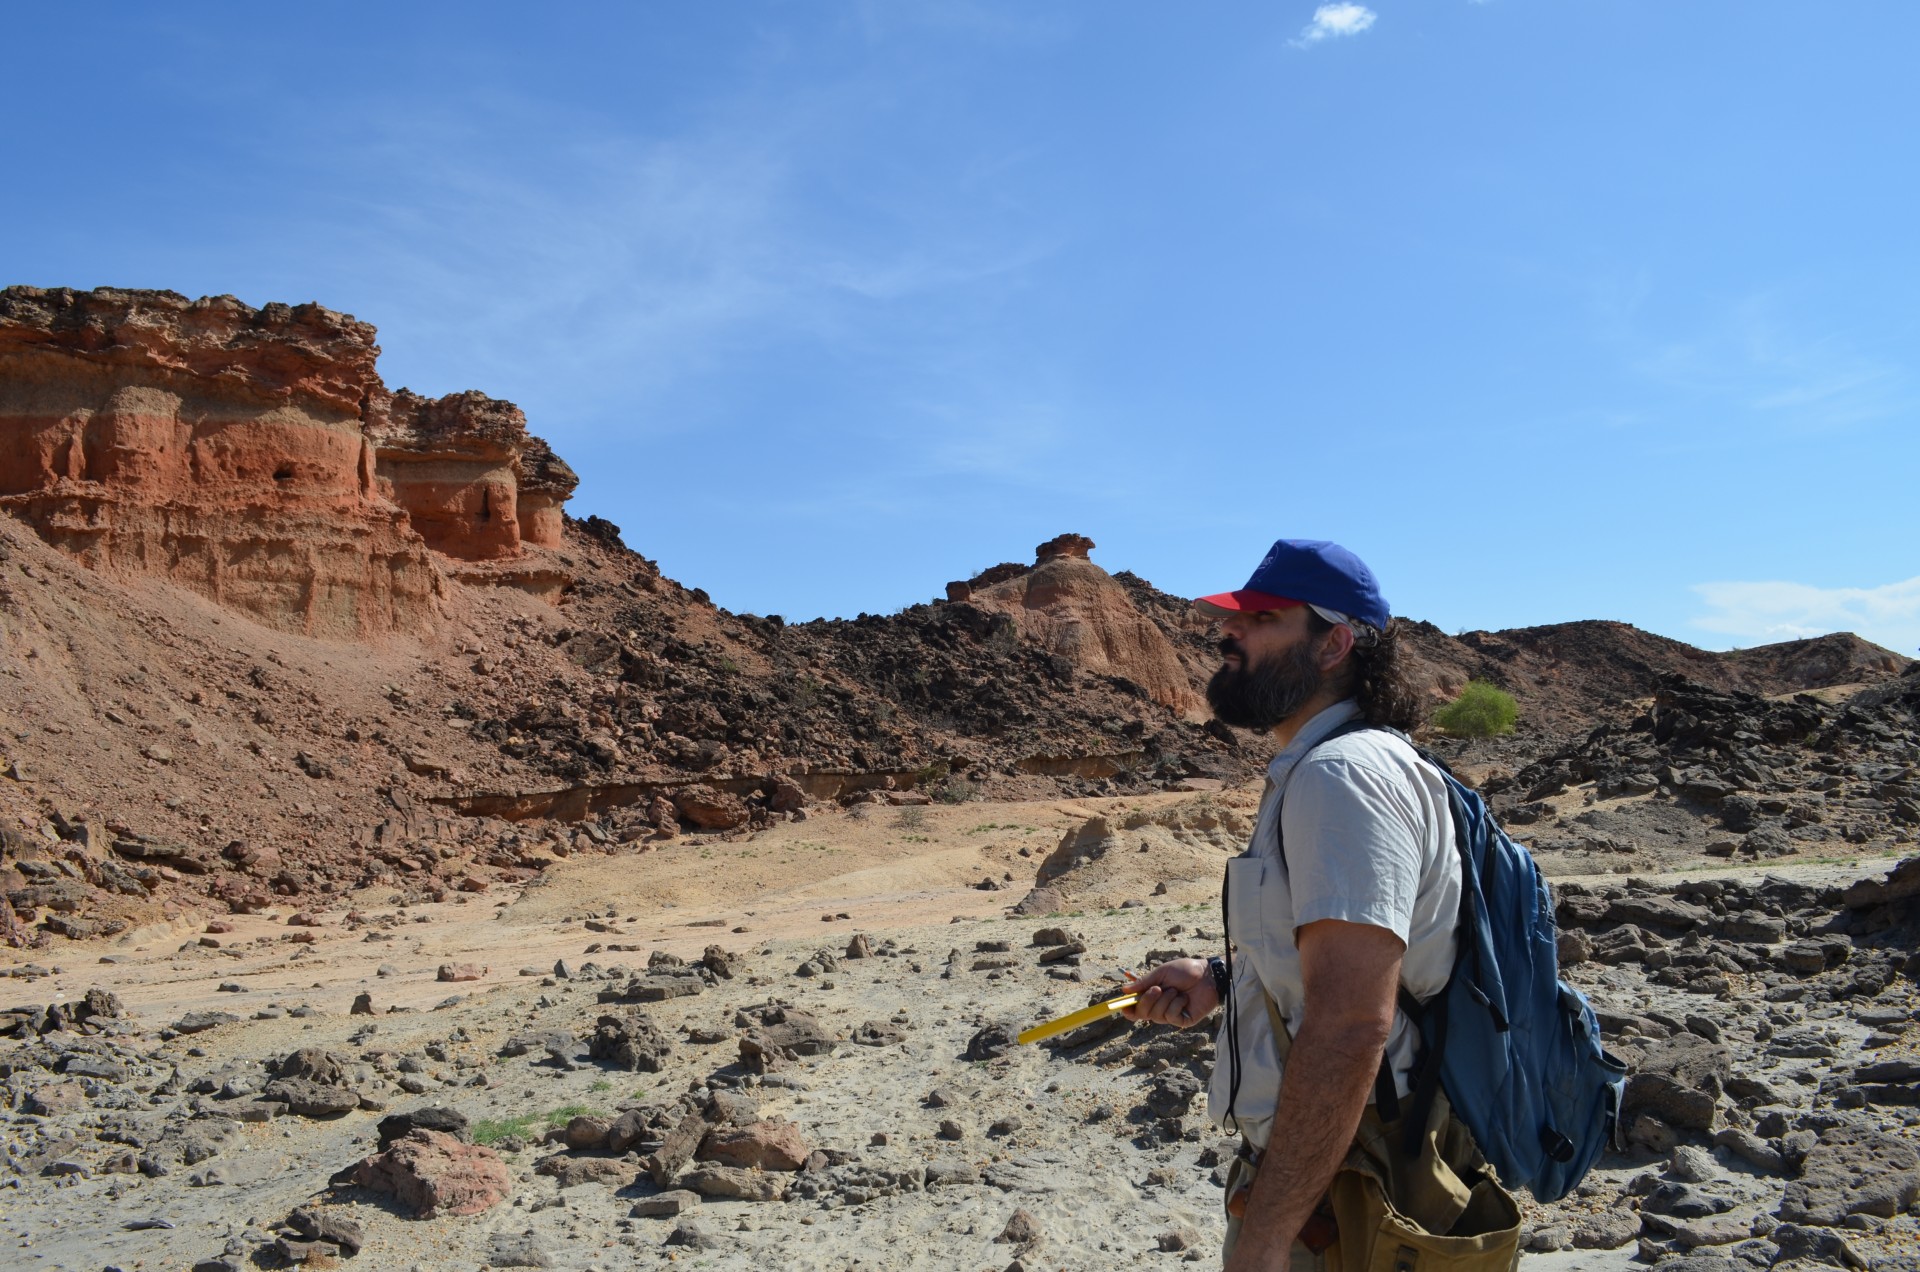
[1015,993,1140,1045]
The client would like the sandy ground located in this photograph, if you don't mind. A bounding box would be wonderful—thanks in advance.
[3,790,1916,1271]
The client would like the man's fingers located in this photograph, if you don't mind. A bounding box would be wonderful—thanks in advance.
[1143,987,1189,1025]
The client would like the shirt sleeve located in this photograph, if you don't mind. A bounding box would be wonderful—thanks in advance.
[1277,754,1424,944]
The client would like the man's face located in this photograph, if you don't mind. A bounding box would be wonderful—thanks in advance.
[1205,606,1327,731]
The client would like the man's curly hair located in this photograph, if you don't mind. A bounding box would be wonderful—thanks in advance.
[1306,612,1424,732]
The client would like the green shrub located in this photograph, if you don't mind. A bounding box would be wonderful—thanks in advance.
[1433,680,1519,737]
[931,776,976,805]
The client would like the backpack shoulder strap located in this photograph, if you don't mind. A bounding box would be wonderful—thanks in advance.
[1274,715,1408,1121]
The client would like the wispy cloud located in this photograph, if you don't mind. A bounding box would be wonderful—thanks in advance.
[1292,3,1378,47]
[1594,284,1912,435]
[1691,575,1920,655]
[199,75,1061,462]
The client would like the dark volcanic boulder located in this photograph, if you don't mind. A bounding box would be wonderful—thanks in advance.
[964,1023,1018,1061]
[276,1048,351,1085]
[1777,1124,1920,1224]
[734,1003,831,1072]
[588,1012,671,1072]
[263,1078,360,1118]
[1621,1040,1729,1132]
[377,1105,471,1150]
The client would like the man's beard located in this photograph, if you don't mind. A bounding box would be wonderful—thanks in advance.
[1206,636,1324,731]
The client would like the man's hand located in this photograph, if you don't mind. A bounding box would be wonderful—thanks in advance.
[1119,957,1219,1028]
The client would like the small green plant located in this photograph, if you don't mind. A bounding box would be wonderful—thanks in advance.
[588,1078,612,1093]
[543,1104,598,1128]
[471,1114,539,1145]
[1432,680,1519,737]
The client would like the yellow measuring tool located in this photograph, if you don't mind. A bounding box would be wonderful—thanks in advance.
[1016,992,1139,1045]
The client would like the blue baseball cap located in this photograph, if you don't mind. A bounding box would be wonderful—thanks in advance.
[1193,539,1390,631]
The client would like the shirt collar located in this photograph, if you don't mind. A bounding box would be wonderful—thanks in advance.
[1264,698,1363,790]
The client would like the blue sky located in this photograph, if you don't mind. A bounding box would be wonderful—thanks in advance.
[9,3,1917,654]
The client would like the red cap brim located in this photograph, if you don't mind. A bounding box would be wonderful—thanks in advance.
[1192,590,1304,619]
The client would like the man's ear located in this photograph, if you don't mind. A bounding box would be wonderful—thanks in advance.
[1317,622,1356,673]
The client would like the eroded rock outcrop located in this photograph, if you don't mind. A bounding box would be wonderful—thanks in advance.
[965,534,1200,713]
[367,388,577,567]
[0,287,574,638]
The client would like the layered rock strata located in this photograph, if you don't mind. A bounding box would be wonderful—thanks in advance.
[0,287,575,639]
[963,534,1201,713]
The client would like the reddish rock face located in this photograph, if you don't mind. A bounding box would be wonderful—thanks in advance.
[696,1118,811,1171]
[368,389,578,562]
[348,1129,511,1218]
[0,287,576,639]
[970,534,1201,714]
[1035,532,1095,562]
[672,785,750,830]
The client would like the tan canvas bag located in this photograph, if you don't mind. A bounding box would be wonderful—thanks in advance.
[1229,993,1521,1272]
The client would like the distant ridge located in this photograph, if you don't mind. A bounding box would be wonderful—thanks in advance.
[0,283,1909,943]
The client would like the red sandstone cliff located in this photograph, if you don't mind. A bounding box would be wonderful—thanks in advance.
[957,534,1203,714]
[0,287,575,640]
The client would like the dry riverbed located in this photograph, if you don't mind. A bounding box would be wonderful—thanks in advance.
[4,796,1919,1271]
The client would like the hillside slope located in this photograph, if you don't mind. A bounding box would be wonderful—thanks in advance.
[1,287,1909,945]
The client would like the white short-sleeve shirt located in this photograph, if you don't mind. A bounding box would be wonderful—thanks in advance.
[1208,699,1461,1149]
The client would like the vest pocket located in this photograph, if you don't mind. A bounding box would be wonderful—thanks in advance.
[1225,856,1265,949]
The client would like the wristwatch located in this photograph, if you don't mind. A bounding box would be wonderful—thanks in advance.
[1207,955,1229,1001]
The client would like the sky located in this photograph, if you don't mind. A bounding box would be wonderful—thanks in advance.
[8,2,1918,655]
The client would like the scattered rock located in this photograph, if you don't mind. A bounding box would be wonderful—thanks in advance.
[681,1164,790,1201]
[964,1022,1018,1061]
[647,1110,711,1188]
[697,1119,810,1171]
[284,1208,365,1257]
[171,1011,240,1035]
[376,1106,470,1150]
[345,1129,510,1218]
[1778,1124,1920,1224]
[562,1114,612,1152]
[663,1218,717,1249]
[262,1078,360,1118]
[996,1207,1044,1246]
[487,1232,553,1268]
[535,1153,636,1189]
[588,1011,672,1072]
[630,1189,700,1217]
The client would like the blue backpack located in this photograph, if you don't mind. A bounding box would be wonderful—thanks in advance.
[1294,724,1627,1203]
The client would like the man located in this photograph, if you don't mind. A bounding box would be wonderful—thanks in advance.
[1122,539,1463,1272]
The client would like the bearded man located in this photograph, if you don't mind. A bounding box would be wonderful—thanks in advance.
[1122,540,1472,1272]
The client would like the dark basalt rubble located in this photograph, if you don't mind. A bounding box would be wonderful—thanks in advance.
[466,578,1245,795]
[1475,671,1920,861]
